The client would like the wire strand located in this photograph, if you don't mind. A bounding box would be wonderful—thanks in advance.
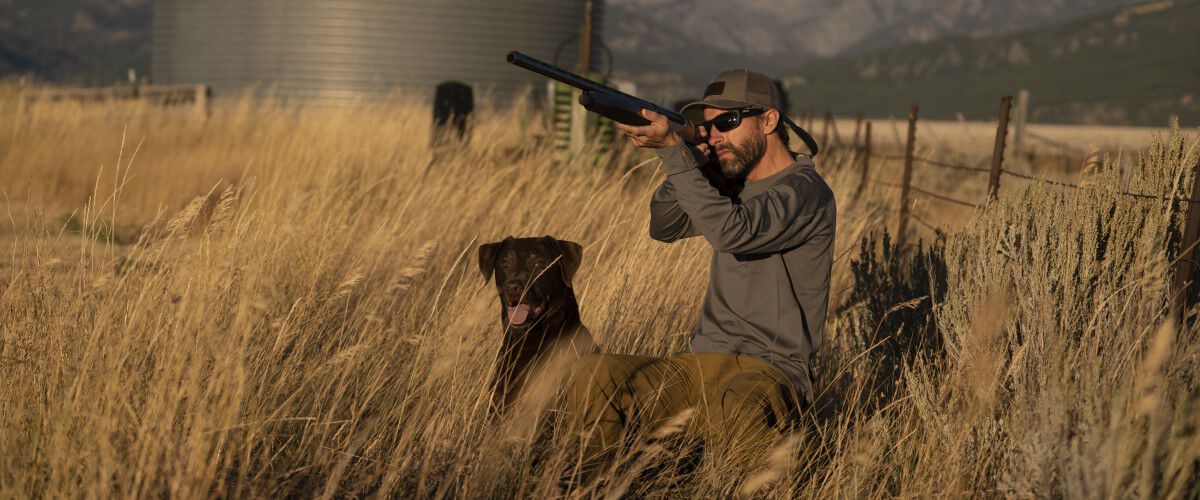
[864,151,1200,204]
[869,152,991,173]
[870,177,980,208]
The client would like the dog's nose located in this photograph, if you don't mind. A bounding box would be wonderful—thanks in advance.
[502,281,525,301]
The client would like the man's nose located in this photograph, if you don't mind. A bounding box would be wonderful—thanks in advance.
[707,130,726,147]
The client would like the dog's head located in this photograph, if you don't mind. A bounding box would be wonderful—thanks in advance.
[478,236,583,330]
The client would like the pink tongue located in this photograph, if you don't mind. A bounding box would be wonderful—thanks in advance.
[507,304,532,325]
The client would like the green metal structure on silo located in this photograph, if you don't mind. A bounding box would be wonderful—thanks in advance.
[549,0,615,157]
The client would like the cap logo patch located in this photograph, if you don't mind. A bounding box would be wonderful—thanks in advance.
[704,81,725,97]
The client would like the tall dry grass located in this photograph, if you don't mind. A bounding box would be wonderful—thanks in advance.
[1,87,1198,497]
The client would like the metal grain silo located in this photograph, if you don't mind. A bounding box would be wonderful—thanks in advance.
[152,0,606,104]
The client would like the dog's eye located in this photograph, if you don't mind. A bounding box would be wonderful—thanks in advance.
[499,257,515,270]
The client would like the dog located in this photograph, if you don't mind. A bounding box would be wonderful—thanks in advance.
[478,235,595,415]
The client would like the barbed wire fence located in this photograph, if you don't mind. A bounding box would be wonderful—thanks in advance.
[817,96,1200,324]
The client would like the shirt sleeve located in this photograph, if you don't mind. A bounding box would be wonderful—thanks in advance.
[654,141,833,255]
[648,177,700,242]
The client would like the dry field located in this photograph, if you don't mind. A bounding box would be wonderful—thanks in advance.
[2,84,1200,498]
[833,116,1171,154]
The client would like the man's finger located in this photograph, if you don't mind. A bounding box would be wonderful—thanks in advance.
[616,123,655,137]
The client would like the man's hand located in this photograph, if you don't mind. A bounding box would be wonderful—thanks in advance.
[616,109,713,157]
[615,108,678,148]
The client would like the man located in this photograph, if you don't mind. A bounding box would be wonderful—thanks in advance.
[562,69,836,465]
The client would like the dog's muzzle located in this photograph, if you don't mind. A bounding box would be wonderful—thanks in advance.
[506,302,547,327]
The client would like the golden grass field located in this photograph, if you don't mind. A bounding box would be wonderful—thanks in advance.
[2,84,1200,497]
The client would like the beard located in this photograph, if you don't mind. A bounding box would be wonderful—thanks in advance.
[715,131,767,181]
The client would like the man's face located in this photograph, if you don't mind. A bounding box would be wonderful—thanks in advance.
[703,107,767,181]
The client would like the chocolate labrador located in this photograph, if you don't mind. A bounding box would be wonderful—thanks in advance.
[478,235,595,414]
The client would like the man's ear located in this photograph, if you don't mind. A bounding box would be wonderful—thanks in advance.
[761,108,780,135]
[478,238,509,281]
[545,236,583,287]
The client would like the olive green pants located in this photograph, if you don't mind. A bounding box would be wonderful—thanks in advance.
[561,352,801,465]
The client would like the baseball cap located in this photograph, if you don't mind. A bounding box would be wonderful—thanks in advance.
[681,69,819,156]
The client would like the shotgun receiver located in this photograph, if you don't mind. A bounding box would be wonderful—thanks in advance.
[506,50,698,143]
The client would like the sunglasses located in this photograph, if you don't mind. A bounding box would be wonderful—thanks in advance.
[699,107,767,134]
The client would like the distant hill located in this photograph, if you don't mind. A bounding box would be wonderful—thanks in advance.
[0,0,151,84]
[778,0,1199,126]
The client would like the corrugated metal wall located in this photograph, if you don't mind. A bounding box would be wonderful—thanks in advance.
[152,0,605,103]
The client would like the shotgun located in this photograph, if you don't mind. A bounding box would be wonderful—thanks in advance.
[506,50,698,143]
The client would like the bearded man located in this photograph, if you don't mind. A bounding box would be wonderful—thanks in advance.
[561,68,836,466]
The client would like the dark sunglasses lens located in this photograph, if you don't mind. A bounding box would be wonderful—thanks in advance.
[712,112,740,132]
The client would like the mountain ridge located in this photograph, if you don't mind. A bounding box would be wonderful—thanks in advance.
[606,0,1143,95]
[777,0,1198,126]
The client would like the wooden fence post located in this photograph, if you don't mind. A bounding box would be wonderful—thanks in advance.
[1172,161,1200,328]
[193,84,209,120]
[821,111,832,152]
[851,112,864,150]
[1012,89,1029,161]
[851,111,864,170]
[896,105,918,249]
[856,121,872,198]
[15,89,28,124]
[988,96,1013,200]
[830,114,842,147]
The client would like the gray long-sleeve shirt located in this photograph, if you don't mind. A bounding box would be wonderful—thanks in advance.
[649,141,836,405]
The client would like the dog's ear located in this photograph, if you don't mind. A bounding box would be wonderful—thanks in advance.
[546,236,583,287]
[478,238,509,281]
